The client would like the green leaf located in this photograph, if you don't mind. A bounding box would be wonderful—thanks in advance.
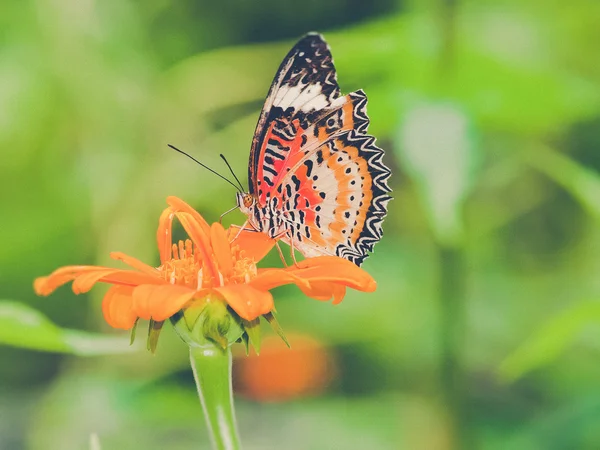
[524,144,600,221]
[396,101,479,245]
[0,300,136,355]
[498,300,600,382]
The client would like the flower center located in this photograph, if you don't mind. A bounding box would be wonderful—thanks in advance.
[230,254,258,284]
[226,243,258,285]
[159,239,202,288]
[158,239,258,290]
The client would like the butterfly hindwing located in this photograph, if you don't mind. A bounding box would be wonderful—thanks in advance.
[279,128,391,266]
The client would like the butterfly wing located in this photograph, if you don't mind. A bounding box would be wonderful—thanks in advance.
[249,33,340,204]
[248,33,391,266]
[276,91,392,266]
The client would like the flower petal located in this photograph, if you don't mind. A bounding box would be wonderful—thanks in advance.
[252,268,348,303]
[157,206,175,264]
[167,196,211,236]
[110,252,160,276]
[213,284,274,321]
[132,284,199,322]
[210,222,233,276]
[102,285,137,329]
[284,256,377,292]
[167,197,217,279]
[297,281,347,304]
[251,269,311,291]
[34,266,163,296]
[228,225,276,262]
[71,269,129,294]
[175,211,219,281]
[34,266,98,296]
[250,256,375,304]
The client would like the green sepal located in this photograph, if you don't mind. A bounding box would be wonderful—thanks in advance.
[129,318,139,346]
[147,319,164,354]
[170,297,244,349]
[243,318,261,354]
[264,312,290,348]
[202,301,231,349]
[183,300,208,332]
[240,332,250,356]
[226,312,245,346]
[200,301,244,349]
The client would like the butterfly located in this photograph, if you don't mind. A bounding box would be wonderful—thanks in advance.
[235,33,392,267]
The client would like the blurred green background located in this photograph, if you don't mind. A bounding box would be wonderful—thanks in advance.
[3,0,600,449]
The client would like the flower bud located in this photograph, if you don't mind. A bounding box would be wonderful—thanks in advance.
[171,296,244,349]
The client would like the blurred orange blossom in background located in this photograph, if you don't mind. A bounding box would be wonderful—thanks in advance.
[235,334,336,402]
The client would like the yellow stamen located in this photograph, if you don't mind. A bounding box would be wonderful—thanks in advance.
[160,240,202,288]
[230,254,257,285]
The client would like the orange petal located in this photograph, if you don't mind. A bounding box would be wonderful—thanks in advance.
[297,281,347,304]
[229,225,276,262]
[250,256,375,304]
[132,284,198,322]
[175,211,219,281]
[110,252,160,276]
[34,266,163,296]
[102,285,137,329]
[34,266,98,296]
[166,196,211,236]
[157,206,175,264]
[71,269,128,294]
[284,256,377,292]
[214,284,274,321]
[251,269,311,291]
[210,222,233,276]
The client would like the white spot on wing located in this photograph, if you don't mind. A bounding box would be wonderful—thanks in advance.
[274,82,329,112]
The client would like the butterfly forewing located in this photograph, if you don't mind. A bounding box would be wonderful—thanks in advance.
[245,33,391,266]
[249,33,340,198]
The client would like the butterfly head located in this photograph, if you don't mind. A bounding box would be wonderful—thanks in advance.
[236,192,255,213]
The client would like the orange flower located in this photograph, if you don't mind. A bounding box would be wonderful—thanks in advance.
[34,197,376,332]
[235,334,336,402]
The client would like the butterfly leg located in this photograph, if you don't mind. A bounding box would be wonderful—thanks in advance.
[271,229,295,267]
[271,230,300,267]
[287,232,299,267]
[274,241,288,267]
[230,220,252,242]
[219,205,239,224]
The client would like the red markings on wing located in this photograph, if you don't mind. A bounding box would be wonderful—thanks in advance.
[256,119,307,205]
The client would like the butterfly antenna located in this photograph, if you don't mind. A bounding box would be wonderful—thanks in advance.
[219,154,245,192]
[168,144,242,192]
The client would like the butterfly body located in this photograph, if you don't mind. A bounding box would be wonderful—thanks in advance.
[240,33,391,266]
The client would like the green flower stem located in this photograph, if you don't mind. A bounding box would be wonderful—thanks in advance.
[189,344,241,450]
[438,245,468,449]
